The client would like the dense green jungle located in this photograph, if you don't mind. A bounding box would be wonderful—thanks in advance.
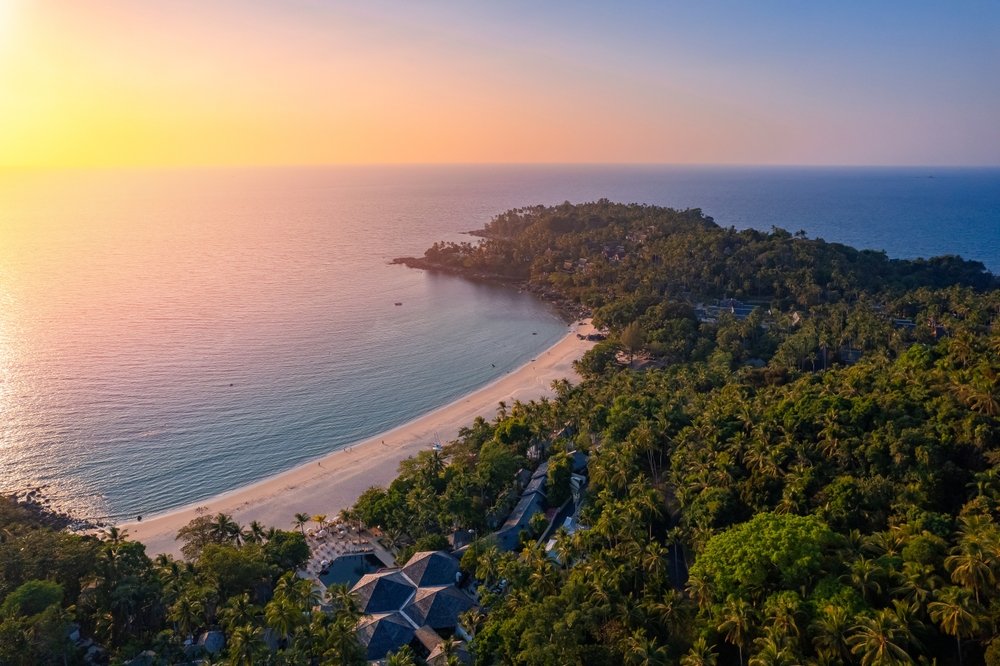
[3,201,999,665]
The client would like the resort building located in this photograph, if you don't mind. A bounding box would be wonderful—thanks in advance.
[351,550,475,663]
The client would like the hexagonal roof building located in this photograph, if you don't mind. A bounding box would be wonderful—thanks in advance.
[350,570,416,614]
[401,550,461,587]
[355,612,416,662]
[402,585,475,630]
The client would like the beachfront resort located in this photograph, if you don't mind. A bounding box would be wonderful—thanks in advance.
[281,443,591,664]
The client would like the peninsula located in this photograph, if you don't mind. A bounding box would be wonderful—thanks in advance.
[4,202,999,665]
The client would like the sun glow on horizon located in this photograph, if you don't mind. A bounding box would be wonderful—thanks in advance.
[1,1,998,169]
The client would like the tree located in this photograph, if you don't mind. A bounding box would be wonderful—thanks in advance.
[928,586,981,666]
[621,320,646,363]
[227,624,264,665]
[293,513,311,536]
[810,603,853,663]
[218,593,261,634]
[209,513,242,545]
[385,645,418,666]
[847,610,912,666]
[0,580,63,617]
[546,451,573,507]
[576,339,622,378]
[168,594,204,638]
[681,637,718,666]
[243,520,268,544]
[945,515,999,604]
[717,596,755,666]
[264,597,302,647]
[263,530,310,571]
[687,513,837,603]
[624,628,670,666]
[176,515,218,560]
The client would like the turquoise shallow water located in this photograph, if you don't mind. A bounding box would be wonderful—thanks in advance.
[0,165,996,521]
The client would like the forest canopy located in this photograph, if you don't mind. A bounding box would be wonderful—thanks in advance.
[3,201,998,665]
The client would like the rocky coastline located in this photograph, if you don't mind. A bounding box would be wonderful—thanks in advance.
[390,256,588,322]
[3,489,98,532]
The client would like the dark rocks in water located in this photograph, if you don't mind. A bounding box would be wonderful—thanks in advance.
[2,490,96,532]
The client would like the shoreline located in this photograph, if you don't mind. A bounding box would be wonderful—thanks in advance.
[123,320,596,558]
[390,256,588,322]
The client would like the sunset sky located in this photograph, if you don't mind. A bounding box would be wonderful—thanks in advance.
[1,0,998,168]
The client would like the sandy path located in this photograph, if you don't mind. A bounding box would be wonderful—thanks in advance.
[123,320,595,557]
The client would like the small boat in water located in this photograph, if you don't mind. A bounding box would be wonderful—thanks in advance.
[394,302,402,306]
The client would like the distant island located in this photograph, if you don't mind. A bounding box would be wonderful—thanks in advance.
[3,201,999,665]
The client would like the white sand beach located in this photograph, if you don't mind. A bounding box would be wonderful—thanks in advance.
[123,320,596,557]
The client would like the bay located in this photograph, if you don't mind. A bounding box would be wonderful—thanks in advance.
[0,165,996,521]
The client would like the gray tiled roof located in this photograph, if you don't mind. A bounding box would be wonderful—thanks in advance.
[412,624,443,653]
[531,461,549,481]
[402,585,475,630]
[401,550,460,587]
[356,612,415,661]
[523,474,546,497]
[350,570,416,614]
[495,490,546,551]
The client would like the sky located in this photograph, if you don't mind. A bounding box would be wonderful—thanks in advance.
[1,0,998,168]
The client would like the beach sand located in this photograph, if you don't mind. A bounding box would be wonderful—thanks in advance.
[123,320,596,558]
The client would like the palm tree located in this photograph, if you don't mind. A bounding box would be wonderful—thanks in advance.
[928,586,982,666]
[809,603,852,663]
[264,597,303,648]
[847,610,911,666]
[326,583,358,616]
[953,365,1000,417]
[766,593,802,642]
[274,571,320,610]
[293,512,311,536]
[168,594,204,639]
[847,556,885,605]
[227,625,264,665]
[99,525,128,544]
[892,561,942,606]
[385,646,418,666]
[381,527,404,554]
[209,513,242,545]
[747,633,794,666]
[945,515,999,604]
[945,545,995,605]
[474,545,503,586]
[863,529,905,558]
[680,637,717,666]
[219,593,261,633]
[321,613,366,665]
[638,542,670,587]
[313,514,328,532]
[623,628,669,666]
[439,636,462,665]
[686,573,713,612]
[243,520,267,544]
[638,590,681,636]
[718,597,755,666]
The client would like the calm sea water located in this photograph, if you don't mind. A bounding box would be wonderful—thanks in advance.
[0,165,997,521]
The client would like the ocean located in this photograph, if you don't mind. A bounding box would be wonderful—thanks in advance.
[0,165,997,521]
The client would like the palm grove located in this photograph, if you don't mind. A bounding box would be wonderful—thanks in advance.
[2,201,999,664]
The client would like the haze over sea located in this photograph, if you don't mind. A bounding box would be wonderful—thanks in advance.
[1,165,997,522]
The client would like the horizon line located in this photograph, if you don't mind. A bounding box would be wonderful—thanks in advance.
[3,161,999,173]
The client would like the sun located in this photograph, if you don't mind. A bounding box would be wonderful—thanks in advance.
[0,0,17,49]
